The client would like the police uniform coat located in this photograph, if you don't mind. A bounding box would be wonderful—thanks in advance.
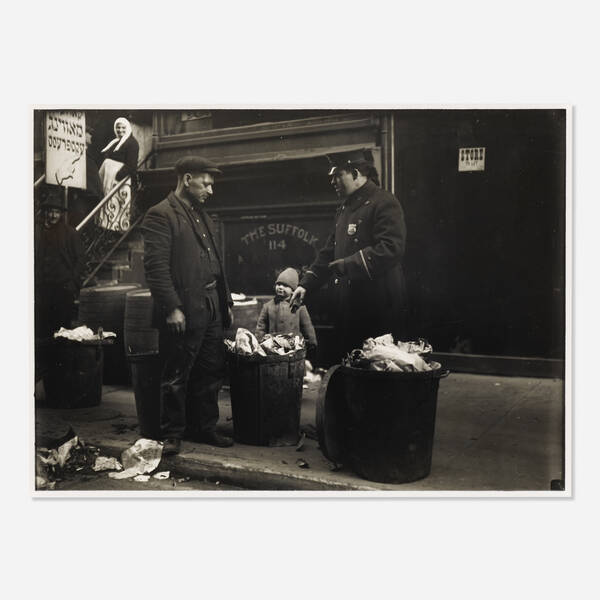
[141,192,233,331]
[299,180,407,357]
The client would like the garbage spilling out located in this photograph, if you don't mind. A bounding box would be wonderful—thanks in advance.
[53,325,116,342]
[92,456,123,472]
[36,435,104,489]
[344,333,434,372]
[108,438,163,480]
[225,328,305,357]
[35,432,180,489]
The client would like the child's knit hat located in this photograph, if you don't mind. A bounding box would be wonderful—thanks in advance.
[275,267,298,290]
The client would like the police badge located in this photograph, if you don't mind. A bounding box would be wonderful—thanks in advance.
[347,223,357,235]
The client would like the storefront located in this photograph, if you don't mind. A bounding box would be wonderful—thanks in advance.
[137,110,388,362]
[132,108,566,374]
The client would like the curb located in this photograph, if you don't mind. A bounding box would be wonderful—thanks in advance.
[93,440,383,492]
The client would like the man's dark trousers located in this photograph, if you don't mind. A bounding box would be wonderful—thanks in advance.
[159,288,225,440]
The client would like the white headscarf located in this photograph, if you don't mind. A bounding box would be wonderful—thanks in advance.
[101,117,132,153]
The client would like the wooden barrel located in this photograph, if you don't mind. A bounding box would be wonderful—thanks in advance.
[124,289,159,356]
[78,284,140,384]
[128,354,163,439]
[124,289,162,438]
[227,348,306,446]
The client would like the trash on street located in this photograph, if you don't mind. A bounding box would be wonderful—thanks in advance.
[92,456,123,472]
[108,438,163,480]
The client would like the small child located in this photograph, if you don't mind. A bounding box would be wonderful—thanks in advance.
[256,267,318,356]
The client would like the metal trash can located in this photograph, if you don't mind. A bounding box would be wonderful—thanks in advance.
[317,361,449,484]
[228,348,306,446]
[42,338,110,409]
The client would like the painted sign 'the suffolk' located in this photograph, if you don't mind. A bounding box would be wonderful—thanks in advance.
[241,223,320,248]
[45,111,87,189]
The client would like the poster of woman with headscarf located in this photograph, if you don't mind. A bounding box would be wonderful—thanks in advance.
[96,117,139,231]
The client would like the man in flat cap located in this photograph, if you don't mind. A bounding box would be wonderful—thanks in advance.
[291,149,407,360]
[142,156,234,455]
[35,193,85,340]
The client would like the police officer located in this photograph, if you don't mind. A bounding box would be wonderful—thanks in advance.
[290,149,408,360]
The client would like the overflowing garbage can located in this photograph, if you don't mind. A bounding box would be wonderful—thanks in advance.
[317,334,449,484]
[226,328,306,446]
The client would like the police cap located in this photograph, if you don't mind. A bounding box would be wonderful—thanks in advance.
[326,149,374,176]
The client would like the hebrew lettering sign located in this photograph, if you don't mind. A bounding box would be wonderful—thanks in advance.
[45,111,87,189]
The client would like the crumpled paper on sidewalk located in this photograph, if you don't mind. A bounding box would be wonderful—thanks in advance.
[37,436,79,469]
[92,456,123,472]
[108,439,163,479]
[54,325,116,342]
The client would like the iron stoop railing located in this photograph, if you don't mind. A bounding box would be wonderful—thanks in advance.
[75,150,155,287]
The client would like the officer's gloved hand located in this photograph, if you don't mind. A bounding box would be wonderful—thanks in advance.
[290,286,306,313]
[328,259,346,276]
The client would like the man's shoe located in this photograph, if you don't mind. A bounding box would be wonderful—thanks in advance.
[161,438,181,456]
[196,431,234,448]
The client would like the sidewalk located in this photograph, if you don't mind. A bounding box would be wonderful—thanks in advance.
[35,372,565,492]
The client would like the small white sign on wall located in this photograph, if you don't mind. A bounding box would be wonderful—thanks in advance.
[458,147,485,172]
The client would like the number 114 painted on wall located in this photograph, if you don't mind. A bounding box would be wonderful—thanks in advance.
[268,239,287,251]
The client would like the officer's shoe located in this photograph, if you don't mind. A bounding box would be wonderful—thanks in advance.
[161,438,182,456]
[196,431,234,448]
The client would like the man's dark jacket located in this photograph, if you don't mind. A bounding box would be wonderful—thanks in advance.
[299,180,407,354]
[141,192,233,331]
[35,221,85,291]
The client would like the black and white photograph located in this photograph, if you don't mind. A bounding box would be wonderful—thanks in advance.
[6,2,598,598]
[32,107,569,496]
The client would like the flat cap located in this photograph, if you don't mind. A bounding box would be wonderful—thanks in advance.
[174,156,222,176]
[326,149,374,176]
